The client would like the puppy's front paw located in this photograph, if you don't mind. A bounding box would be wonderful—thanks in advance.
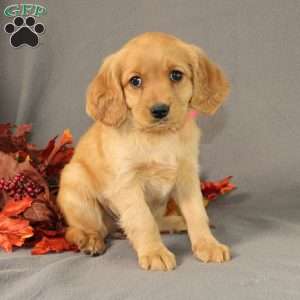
[193,238,230,263]
[138,246,176,271]
[66,227,106,256]
[81,234,107,256]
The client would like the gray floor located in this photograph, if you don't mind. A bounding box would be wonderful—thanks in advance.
[1,1,300,299]
[1,183,300,300]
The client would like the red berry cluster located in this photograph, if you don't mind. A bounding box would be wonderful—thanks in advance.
[0,173,44,199]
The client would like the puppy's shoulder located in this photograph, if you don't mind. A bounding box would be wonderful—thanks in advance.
[71,122,105,161]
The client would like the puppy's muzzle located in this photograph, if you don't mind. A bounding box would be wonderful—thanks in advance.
[150,103,170,120]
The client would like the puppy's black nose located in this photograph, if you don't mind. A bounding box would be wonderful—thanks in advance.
[150,103,170,119]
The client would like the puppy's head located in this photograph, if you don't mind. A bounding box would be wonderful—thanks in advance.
[86,32,229,131]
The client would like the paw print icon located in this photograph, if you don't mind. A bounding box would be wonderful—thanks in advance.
[4,16,45,48]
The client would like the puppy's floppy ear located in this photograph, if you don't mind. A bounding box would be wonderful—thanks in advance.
[86,53,127,126]
[188,45,230,115]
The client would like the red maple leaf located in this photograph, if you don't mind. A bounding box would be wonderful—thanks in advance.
[32,129,73,171]
[34,228,65,237]
[165,177,236,216]
[31,236,78,255]
[0,123,32,156]
[201,176,236,201]
[0,196,34,252]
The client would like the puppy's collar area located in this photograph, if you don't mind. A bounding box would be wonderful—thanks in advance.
[187,110,198,119]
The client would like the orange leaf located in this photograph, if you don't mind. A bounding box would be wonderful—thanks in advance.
[31,236,77,255]
[41,129,74,172]
[2,197,32,217]
[60,129,72,146]
[0,213,33,252]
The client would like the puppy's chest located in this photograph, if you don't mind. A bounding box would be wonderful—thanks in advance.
[134,144,178,187]
[115,135,180,198]
[137,159,177,199]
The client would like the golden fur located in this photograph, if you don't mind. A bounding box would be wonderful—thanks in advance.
[57,32,230,271]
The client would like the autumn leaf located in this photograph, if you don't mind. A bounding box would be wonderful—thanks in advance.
[2,197,32,217]
[201,176,236,201]
[0,124,16,154]
[60,129,72,146]
[0,123,32,155]
[14,124,32,138]
[0,196,33,252]
[34,228,65,237]
[0,123,11,136]
[44,129,73,176]
[38,137,57,163]
[23,201,56,224]
[28,129,74,189]
[165,177,236,216]
[49,148,74,167]
[0,214,33,252]
[0,125,75,253]
[40,129,73,168]
[12,124,32,151]
[0,151,19,179]
[31,236,77,255]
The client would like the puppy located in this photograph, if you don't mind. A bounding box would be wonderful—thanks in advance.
[57,32,230,271]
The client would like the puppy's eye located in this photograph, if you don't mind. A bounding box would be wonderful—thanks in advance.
[170,70,183,82]
[129,76,142,88]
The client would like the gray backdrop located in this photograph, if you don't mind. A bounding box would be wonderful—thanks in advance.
[0,1,300,299]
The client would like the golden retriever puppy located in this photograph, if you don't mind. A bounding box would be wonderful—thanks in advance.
[57,32,230,271]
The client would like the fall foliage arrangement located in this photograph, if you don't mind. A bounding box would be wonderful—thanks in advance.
[0,123,236,255]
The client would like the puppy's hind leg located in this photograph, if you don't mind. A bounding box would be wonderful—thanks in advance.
[57,162,108,256]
